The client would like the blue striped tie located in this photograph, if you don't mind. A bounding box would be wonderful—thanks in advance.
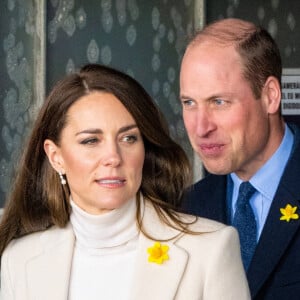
[233,181,257,270]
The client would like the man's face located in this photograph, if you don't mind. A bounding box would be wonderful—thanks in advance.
[180,42,275,180]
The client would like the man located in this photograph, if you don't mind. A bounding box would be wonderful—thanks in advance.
[180,18,300,300]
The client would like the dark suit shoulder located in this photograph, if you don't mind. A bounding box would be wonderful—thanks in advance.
[180,174,228,223]
[188,174,227,192]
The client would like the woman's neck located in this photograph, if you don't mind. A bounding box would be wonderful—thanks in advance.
[70,198,138,250]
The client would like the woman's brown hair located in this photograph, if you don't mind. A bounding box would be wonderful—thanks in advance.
[0,64,192,255]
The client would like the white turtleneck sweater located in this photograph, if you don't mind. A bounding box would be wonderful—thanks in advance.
[68,199,139,300]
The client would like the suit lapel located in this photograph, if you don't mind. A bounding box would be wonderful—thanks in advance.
[248,125,300,297]
[130,202,188,300]
[26,224,75,300]
[248,194,300,296]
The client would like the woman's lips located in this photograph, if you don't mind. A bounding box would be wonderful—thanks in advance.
[96,178,126,188]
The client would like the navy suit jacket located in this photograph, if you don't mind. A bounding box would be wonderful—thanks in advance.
[181,124,300,300]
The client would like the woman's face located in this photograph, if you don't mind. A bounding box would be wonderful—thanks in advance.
[45,92,145,215]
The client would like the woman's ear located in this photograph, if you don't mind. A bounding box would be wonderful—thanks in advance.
[262,76,281,114]
[44,139,64,172]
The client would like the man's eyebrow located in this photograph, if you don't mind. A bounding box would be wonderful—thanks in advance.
[180,94,193,100]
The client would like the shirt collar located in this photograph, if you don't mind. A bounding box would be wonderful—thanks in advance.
[231,123,294,200]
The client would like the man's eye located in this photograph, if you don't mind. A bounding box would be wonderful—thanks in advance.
[214,98,225,105]
[182,99,195,107]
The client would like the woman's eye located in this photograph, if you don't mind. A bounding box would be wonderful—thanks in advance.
[80,137,99,145]
[122,135,138,144]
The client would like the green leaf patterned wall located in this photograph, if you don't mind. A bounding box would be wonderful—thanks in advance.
[0,0,196,207]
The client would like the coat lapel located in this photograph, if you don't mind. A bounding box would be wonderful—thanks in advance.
[131,234,188,300]
[130,203,188,300]
[248,124,300,297]
[26,224,75,300]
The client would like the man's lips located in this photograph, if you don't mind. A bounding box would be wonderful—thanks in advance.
[198,143,225,156]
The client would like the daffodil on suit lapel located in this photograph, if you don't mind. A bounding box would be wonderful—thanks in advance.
[280,204,299,222]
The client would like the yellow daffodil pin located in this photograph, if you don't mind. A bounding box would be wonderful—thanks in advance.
[280,204,299,222]
[147,242,169,264]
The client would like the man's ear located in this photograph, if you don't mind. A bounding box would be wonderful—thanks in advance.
[262,76,281,114]
[44,139,65,173]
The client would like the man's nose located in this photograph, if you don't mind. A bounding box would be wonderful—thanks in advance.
[195,109,216,137]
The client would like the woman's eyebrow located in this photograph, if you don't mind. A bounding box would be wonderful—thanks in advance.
[75,124,138,136]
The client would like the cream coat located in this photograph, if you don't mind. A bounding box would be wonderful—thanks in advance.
[1,202,250,300]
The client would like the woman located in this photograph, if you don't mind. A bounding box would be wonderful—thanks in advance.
[0,64,250,299]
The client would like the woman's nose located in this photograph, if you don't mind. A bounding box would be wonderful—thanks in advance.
[102,143,121,167]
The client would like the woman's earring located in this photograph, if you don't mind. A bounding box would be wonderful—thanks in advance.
[59,171,67,185]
